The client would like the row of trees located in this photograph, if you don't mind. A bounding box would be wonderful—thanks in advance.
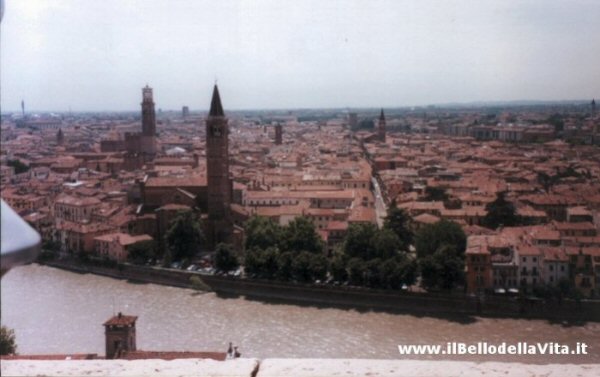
[112,202,468,292]
[242,203,468,292]
[244,216,327,282]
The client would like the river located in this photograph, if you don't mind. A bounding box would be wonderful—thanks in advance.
[1,264,599,363]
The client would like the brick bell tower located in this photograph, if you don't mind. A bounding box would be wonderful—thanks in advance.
[377,108,386,142]
[141,85,156,137]
[206,85,232,247]
[140,85,157,156]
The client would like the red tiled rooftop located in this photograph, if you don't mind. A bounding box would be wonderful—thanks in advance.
[103,313,137,326]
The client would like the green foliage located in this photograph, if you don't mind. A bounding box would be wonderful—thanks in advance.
[364,258,383,288]
[0,326,17,355]
[244,247,280,279]
[281,217,323,253]
[329,254,348,282]
[165,211,204,261]
[214,243,239,272]
[127,240,157,265]
[189,275,211,292]
[483,191,519,229]
[370,228,402,260]
[276,251,294,280]
[414,219,466,259]
[309,253,328,282]
[423,186,449,202]
[419,245,465,290]
[382,203,413,251]
[380,257,417,289]
[7,159,30,174]
[342,223,378,259]
[291,251,313,282]
[347,257,367,286]
[245,216,282,250]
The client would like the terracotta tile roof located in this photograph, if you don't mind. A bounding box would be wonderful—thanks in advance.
[103,313,137,326]
[145,175,206,187]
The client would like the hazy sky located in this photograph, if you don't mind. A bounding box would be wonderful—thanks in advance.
[1,0,599,112]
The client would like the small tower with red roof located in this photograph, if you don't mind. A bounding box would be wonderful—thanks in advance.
[103,312,137,359]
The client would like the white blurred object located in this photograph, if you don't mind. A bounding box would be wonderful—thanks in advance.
[1,199,41,275]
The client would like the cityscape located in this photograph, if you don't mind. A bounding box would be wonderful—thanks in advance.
[1,1,600,376]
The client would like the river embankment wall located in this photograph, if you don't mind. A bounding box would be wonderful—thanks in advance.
[40,260,600,321]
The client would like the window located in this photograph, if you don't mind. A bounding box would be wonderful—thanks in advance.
[560,265,565,272]
[549,265,554,271]
[522,257,526,262]
[533,257,537,263]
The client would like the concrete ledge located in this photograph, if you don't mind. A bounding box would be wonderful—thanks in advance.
[258,359,600,377]
[0,358,259,377]
[2,358,599,377]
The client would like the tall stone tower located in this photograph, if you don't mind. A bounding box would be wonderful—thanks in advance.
[103,312,137,359]
[592,99,596,116]
[56,128,64,145]
[206,85,232,246]
[141,85,156,137]
[377,108,386,142]
[275,123,283,145]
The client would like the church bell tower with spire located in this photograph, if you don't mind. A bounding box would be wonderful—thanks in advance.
[206,85,232,246]
[377,108,386,142]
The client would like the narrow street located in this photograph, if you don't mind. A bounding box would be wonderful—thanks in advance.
[371,176,387,228]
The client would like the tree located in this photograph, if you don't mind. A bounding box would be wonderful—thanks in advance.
[214,243,239,272]
[7,159,29,174]
[276,251,294,281]
[415,219,466,259]
[245,216,282,250]
[329,254,348,282]
[127,240,156,264]
[309,253,328,282]
[281,217,323,254]
[347,257,367,286]
[342,223,378,260]
[0,326,17,355]
[380,257,417,289]
[419,245,464,290]
[243,248,262,277]
[245,246,280,279]
[371,228,402,260]
[364,258,383,288]
[383,203,413,251]
[165,211,204,261]
[291,251,313,282]
[483,191,519,229]
[423,186,448,202]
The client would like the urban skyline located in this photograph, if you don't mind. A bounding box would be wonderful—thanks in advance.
[1,0,600,112]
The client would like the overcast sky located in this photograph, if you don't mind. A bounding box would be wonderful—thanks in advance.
[1,0,599,112]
